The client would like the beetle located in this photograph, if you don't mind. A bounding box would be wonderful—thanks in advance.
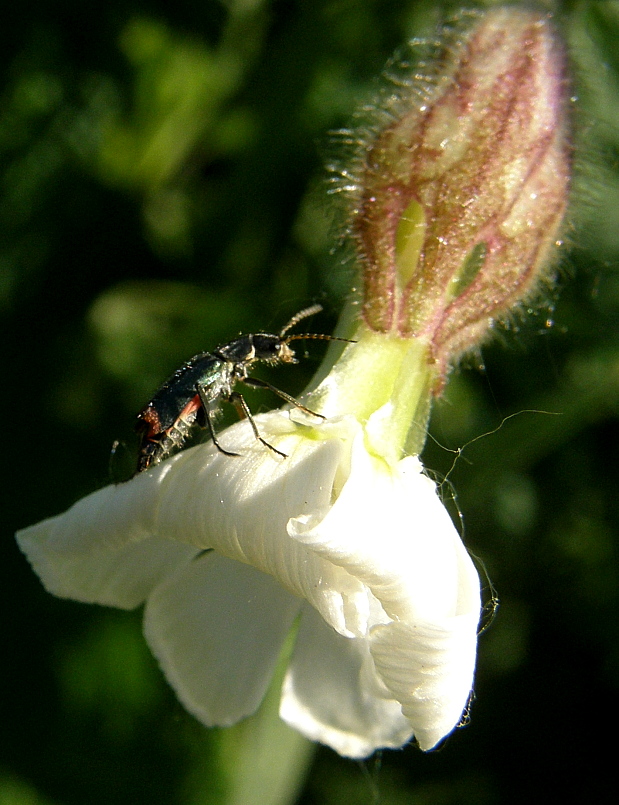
[134,304,349,473]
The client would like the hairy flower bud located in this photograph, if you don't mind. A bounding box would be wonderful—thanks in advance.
[348,8,570,388]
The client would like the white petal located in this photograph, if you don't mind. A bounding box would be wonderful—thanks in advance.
[370,610,479,751]
[16,485,197,609]
[14,412,361,619]
[289,437,479,626]
[288,434,481,747]
[153,413,376,635]
[19,469,167,553]
[153,412,346,559]
[280,605,413,758]
[144,553,302,725]
[367,517,481,751]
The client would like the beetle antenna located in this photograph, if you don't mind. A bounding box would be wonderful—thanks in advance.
[284,332,355,345]
[279,304,323,337]
[280,304,355,346]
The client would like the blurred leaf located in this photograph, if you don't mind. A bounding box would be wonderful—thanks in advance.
[4,2,619,804]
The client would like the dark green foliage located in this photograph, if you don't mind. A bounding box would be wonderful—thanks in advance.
[3,1,618,803]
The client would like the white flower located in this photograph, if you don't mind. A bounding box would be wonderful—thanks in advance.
[16,409,480,758]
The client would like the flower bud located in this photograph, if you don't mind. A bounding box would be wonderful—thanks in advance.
[351,8,570,388]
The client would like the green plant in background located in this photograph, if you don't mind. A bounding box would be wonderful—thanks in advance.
[13,1,570,799]
[4,1,619,804]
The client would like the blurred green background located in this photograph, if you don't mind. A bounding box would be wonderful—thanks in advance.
[3,0,619,802]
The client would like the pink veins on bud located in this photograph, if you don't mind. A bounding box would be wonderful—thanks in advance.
[354,8,570,387]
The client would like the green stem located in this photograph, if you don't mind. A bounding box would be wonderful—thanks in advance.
[305,296,436,461]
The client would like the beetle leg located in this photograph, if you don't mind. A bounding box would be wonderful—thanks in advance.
[195,385,241,457]
[242,376,325,420]
[229,391,287,458]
